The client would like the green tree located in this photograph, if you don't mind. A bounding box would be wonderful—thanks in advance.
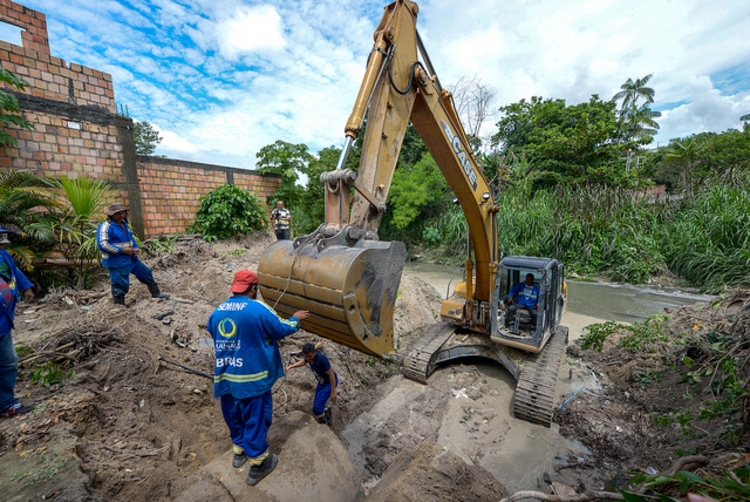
[0,68,34,146]
[492,95,634,186]
[697,129,750,182]
[612,74,661,142]
[50,176,115,288]
[256,140,314,210]
[663,137,705,194]
[192,184,269,242]
[133,120,163,155]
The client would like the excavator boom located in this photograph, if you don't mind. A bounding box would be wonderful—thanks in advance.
[258,0,497,355]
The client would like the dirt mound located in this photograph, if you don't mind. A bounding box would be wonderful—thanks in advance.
[173,411,362,502]
[365,441,508,502]
[0,233,495,501]
[558,290,750,491]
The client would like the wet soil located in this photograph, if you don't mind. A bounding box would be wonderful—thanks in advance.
[0,233,747,501]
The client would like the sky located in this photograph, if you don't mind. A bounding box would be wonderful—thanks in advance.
[4,0,750,169]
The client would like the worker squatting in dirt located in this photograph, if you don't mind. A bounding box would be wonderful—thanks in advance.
[206,269,309,486]
[286,342,339,425]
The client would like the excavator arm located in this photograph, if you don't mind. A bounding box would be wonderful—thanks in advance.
[258,0,498,356]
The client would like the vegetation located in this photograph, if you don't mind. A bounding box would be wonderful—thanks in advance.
[623,466,750,502]
[0,68,34,146]
[191,184,269,241]
[133,120,163,155]
[50,176,115,289]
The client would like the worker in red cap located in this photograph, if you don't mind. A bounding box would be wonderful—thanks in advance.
[206,269,309,486]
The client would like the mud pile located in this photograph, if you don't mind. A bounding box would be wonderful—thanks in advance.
[558,290,750,492]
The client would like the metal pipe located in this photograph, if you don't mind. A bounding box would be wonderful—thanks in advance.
[158,355,213,380]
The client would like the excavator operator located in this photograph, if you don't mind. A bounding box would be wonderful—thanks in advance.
[505,273,539,327]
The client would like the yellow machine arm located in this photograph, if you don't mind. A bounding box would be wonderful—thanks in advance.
[258,0,498,356]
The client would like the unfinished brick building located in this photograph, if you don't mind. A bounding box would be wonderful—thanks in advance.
[0,0,280,238]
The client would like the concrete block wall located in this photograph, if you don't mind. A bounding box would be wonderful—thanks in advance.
[0,1,282,239]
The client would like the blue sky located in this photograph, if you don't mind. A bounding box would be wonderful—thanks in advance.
[6,0,750,168]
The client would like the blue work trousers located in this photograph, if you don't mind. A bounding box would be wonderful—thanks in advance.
[220,390,273,465]
[108,259,157,298]
[0,331,20,411]
[313,373,338,416]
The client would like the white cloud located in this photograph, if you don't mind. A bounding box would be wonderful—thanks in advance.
[159,129,202,155]
[15,0,750,168]
[212,5,286,60]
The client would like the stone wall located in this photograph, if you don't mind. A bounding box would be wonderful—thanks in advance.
[0,0,280,238]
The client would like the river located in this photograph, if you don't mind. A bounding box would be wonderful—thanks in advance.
[403,261,712,323]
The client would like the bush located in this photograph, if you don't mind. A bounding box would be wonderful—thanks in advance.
[192,185,269,241]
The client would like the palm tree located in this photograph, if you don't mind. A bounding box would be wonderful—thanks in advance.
[613,74,661,142]
[51,176,115,288]
[664,137,704,195]
[623,103,662,141]
[613,74,656,109]
[0,170,58,269]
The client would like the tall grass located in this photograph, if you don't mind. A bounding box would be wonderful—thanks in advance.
[496,185,666,283]
[663,178,750,291]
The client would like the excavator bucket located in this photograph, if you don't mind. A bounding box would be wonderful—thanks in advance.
[258,237,406,357]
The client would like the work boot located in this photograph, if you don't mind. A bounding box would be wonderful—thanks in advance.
[232,453,248,468]
[324,408,332,426]
[113,295,126,306]
[245,454,278,486]
[148,284,170,300]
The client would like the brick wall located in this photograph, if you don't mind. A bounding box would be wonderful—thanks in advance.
[137,157,278,237]
[0,1,281,239]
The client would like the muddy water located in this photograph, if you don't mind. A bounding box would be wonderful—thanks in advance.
[343,263,710,493]
[403,261,711,322]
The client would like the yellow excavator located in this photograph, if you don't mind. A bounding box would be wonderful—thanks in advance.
[258,0,568,426]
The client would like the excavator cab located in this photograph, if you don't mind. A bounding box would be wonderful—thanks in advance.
[491,257,566,353]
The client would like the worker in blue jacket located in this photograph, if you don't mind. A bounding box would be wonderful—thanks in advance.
[286,342,338,425]
[96,203,169,306]
[207,269,309,486]
[506,273,540,327]
[0,225,35,418]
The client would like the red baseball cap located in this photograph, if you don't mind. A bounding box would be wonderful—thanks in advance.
[230,270,259,293]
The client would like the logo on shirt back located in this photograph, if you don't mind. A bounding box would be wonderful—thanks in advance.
[217,318,237,338]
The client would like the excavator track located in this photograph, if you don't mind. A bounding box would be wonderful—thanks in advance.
[512,325,569,427]
[401,323,458,383]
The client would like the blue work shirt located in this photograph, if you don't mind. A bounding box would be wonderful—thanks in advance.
[97,219,138,269]
[509,281,540,308]
[307,352,335,386]
[0,249,33,337]
[206,295,301,400]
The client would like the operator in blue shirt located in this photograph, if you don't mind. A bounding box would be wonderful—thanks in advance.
[286,342,338,426]
[506,273,540,328]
